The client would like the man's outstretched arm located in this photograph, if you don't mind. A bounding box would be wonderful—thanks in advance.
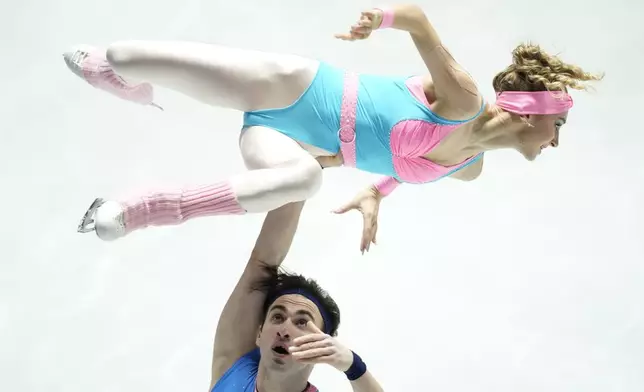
[208,201,306,388]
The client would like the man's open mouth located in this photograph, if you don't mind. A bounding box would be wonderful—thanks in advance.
[272,345,289,355]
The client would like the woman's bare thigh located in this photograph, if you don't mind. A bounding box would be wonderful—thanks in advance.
[107,40,320,111]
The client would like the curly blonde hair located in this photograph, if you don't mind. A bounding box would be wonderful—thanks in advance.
[492,43,604,93]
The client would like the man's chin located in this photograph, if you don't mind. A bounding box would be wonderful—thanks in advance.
[268,354,291,370]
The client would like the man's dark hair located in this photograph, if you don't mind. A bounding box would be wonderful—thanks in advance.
[251,264,341,336]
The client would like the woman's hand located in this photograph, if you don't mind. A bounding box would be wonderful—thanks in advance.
[334,9,383,41]
[289,321,354,372]
[333,186,382,254]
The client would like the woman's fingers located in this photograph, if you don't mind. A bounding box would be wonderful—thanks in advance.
[361,212,377,253]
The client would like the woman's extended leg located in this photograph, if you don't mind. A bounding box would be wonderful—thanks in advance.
[63,40,319,111]
[78,126,323,240]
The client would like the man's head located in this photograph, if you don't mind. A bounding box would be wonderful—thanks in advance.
[252,265,341,373]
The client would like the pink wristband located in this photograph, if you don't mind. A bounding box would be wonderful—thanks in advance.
[375,7,395,29]
[373,176,400,197]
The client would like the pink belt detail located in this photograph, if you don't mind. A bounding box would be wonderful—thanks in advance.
[338,71,359,167]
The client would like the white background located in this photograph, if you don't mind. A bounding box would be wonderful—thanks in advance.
[1,0,643,391]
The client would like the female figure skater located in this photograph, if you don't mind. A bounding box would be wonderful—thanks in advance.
[67,4,602,252]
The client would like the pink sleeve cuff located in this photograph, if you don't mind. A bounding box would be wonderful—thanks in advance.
[373,176,401,197]
[375,7,395,29]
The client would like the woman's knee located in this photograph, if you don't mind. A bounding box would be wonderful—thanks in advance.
[238,125,322,199]
[290,158,323,198]
[232,156,322,212]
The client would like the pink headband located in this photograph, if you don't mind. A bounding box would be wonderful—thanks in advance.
[495,90,573,115]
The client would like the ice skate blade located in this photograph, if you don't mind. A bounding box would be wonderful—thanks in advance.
[77,197,105,233]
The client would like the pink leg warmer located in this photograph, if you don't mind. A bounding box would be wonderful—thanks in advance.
[121,181,245,233]
[63,46,162,109]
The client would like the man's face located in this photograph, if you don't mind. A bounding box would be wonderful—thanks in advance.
[256,294,325,372]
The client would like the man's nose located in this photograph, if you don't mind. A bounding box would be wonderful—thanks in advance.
[277,331,290,340]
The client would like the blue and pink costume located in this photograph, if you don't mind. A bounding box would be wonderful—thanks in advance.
[243,61,486,196]
[211,349,318,392]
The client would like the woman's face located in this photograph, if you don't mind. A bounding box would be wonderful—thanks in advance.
[516,112,568,161]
